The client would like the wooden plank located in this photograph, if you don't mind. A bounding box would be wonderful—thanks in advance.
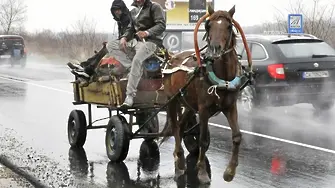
[79,82,116,106]
[72,79,168,107]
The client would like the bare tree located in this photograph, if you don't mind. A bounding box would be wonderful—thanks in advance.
[59,17,107,61]
[0,0,27,34]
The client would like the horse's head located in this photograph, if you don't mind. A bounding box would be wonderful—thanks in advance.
[205,5,236,59]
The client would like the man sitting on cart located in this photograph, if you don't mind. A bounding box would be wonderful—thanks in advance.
[67,0,137,78]
[120,0,166,108]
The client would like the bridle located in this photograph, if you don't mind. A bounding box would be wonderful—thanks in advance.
[203,16,235,57]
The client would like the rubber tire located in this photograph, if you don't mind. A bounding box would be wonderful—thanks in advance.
[186,152,211,184]
[312,101,334,111]
[10,59,15,67]
[183,115,210,154]
[67,110,87,147]
[239,85,258,113]
[136,112,159,141]
[20,58,26,68]
[105,115,130,162]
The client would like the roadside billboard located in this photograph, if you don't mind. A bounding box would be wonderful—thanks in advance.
[150,1,212,53]
[152,0,213,30]
[189,0,207,23]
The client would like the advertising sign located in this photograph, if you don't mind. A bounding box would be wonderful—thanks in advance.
[189,0,207,23]
[151,1,213,30]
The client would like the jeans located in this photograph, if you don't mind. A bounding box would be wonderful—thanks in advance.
[107,39,133,69]
[108,39,157,97]
[125,41,157,97]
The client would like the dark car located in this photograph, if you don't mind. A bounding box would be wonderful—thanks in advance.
[0,34,27,67]
[236,33,335,112]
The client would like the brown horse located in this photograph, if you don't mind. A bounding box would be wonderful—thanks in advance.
[161,5,246,184]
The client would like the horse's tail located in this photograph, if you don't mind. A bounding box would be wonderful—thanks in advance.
[158,115,172,147]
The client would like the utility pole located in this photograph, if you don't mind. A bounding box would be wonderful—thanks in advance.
[312,0,317,34]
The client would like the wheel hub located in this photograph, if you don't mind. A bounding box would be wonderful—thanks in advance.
[109,127,116,150]
[70,120,77,138]
[240,86,254,112]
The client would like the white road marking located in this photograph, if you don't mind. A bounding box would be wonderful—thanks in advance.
[159,112,335,154]
[0,74,72,94]
[1,73,335,154]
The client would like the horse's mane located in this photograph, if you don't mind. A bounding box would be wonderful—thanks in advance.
[208,10,237,48]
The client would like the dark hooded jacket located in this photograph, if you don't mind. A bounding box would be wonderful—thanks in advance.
[110,0,133,39]
[122,0,166,46]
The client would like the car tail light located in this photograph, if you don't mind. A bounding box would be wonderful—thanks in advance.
[267,63,285,79]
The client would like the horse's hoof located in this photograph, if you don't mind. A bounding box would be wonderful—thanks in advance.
[174,169,185,181]
[223,167,236,182]
[174,173,186,184]
[198,172,211,184]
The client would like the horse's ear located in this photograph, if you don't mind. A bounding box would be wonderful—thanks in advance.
[208,4,214,15]
[228,5,235,17]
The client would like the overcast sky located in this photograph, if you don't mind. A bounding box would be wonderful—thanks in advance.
[24,0,334,33]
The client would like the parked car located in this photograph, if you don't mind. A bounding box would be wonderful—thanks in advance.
[0,34,27,68]
[236,33,335,112]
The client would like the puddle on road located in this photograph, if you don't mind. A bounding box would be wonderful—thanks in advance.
[0,127,79,188]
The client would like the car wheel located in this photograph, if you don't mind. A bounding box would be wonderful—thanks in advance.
[239,85,257,113]
[312,100,334,111]
[20,58,26,68]
[10,59,15,67]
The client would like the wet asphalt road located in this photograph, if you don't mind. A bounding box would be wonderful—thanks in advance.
[0,59,335,188]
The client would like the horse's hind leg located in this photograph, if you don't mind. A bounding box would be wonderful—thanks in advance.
[222,102,242,182]
[196,106,211,184]
[168,99,186,179]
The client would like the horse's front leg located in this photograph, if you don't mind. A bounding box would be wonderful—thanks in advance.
[168,100,186,180]
[196,105,211,184]
[222,102,242,182]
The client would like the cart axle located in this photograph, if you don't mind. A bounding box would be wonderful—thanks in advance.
[87,125,108,129]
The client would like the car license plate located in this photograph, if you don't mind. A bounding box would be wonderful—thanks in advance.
[13,49,21,57]
[0,55,11,58]
[302,71,329,78]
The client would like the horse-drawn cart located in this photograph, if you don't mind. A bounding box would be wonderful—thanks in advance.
[67,10,254,187]
[67,48,210,162]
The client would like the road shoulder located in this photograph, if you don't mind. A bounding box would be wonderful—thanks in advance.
[0,164,33,188]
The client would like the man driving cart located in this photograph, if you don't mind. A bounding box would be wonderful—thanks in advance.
[120,0,166,108]
[67,0,136,79]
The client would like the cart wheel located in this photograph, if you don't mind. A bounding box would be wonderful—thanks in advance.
[67,110,87,147]
[137,112,159,141]
[105,115,130,162]
[183,115,210,154]
[186,152,211,184]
